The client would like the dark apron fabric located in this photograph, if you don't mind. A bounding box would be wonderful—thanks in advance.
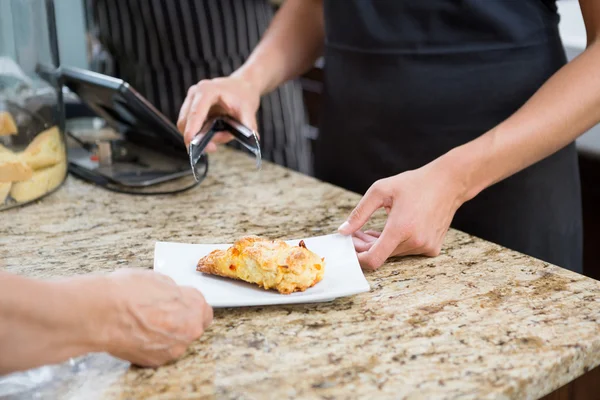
[316,0,583,272]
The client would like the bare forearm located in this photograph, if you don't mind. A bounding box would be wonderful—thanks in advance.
[233,0,324,95]
[441,41,600,202]
[0,272,104,375]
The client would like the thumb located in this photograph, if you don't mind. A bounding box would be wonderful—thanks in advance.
[358,214,406,270]
[240,107,258,133]
[338,184,385,235]
[183,91,216,146]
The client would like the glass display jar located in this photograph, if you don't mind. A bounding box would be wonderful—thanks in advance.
[0,0,67,210]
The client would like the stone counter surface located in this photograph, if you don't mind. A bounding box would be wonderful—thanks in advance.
[1,149,600,400]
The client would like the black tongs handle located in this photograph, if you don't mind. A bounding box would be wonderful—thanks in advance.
[188,116,261,182]
[215,118,259,153]
[190,127,216,160]
[189,116,259,155]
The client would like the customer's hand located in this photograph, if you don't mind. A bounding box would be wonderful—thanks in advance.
[100,269,213,367]
[338,162,466,270]
[177,76,261,150]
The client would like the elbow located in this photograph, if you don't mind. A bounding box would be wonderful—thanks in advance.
[586,36,600,48]
[585,26,600,48]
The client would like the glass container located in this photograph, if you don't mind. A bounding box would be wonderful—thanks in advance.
[0,0,67,210]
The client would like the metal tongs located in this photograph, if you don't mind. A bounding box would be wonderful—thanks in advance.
[188,116,261,182]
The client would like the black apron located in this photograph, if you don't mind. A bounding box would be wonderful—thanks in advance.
[316,0,583,273]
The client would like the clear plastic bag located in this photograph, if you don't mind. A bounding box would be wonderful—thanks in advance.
[0,354,129,399]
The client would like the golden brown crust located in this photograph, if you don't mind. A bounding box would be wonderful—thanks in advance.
[197,235,325,294]
[0,182,11,203]
[0,146,33,182]
[20,126,64,169]
[0,111,18,136]
[9,160,66,202]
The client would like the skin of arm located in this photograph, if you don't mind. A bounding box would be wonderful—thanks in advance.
[0,272,105,375]
[442,0,600,203]
[0,269,212,375]
[232,0,325,96]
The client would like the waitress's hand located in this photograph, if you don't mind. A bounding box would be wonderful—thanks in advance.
[338,163,465,270]
[177,76,261,150]
[100,269,213,367]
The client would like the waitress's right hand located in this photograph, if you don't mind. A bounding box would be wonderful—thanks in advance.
[177,76,261,150]
[100,269,213,367]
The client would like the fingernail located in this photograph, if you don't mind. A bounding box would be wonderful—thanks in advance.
[338,221,351,235]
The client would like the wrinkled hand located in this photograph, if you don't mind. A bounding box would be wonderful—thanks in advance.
[101,269,213,367]
[338,163,465,270]
[177,76,261,150]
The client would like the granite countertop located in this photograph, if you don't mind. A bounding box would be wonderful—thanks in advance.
[1,148,600,400]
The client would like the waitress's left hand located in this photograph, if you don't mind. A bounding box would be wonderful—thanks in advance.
[338,162,466,270]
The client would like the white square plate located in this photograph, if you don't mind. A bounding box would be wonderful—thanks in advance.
[153,233,370,308]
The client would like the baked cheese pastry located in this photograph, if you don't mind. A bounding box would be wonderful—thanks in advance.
[20,126,64,170]
[0,182,11,203]
[0,144,13,156]
[10,160,66,202]
[0,145,33,182]
[0,111,18,136]
[197,236,325,294]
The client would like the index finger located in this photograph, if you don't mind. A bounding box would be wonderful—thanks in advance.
[338,184,387,235]
[358,213,409,270]
[177,93,193,134]
[180,287,213,331]
[183,91,217,146]
[189,289,213,329]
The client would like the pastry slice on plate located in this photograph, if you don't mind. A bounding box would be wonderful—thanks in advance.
[197,235,325,294]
